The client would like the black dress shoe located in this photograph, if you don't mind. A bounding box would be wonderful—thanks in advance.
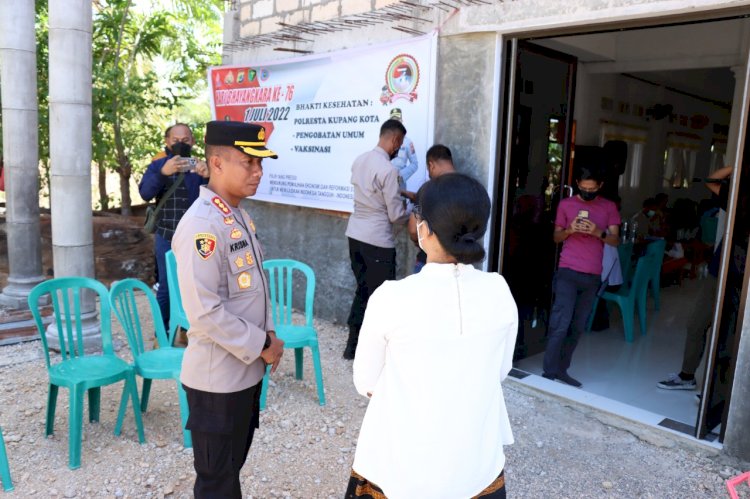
[557,373,582,387]
[542,373,556,381]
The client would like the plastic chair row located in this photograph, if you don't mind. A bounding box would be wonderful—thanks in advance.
[28,276,190,470]
[164,252,325,411]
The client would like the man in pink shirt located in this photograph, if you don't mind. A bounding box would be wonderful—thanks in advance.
[543,167,620,387]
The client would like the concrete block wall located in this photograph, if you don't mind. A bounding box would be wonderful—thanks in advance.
[237,0,401,38]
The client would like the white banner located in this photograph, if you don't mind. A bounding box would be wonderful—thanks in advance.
[209,33,437,212]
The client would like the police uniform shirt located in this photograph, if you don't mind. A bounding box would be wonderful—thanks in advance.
[173,185,273,393]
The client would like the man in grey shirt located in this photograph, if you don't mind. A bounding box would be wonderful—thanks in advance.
[344,119,410,359]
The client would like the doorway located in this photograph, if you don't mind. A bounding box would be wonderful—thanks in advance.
[493,16,750,443]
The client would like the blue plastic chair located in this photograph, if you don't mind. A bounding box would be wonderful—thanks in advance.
[645,239,667,310]
[28,277,145,469]
[109,279,191,448]
[588,255,655,342]
[260,259,325,410]
[0,427,13,491]
[165,250,190,344]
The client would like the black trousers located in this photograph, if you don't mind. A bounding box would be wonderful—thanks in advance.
[543,267,599,376]
[347,237,396,333]
[183,383,262,499]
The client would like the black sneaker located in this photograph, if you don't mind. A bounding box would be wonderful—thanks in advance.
[657,373,696,390]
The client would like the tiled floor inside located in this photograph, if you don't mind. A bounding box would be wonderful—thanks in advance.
[514,277,707,427]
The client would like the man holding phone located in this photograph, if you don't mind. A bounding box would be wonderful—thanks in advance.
[543,167,620,387]
[139,123,210,331]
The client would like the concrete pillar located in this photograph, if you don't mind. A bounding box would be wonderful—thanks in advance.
[0,0,46,309]
[47,0,100,350]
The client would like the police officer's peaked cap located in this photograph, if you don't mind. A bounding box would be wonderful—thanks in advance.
[205,120,278,159]
[389,108,403,121]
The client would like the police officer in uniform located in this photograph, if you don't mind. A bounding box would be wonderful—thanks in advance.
[172,120,284,498]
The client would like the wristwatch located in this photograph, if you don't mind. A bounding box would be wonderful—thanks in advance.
[600,231,607,240]
[263,332,272,350]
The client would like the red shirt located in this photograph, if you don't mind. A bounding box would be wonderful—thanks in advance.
[555,195,620,275]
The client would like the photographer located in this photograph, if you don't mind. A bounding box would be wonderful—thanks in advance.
[139,123,209,332]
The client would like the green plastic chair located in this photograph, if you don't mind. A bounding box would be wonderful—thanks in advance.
[645,239,667,310]
[260,259,325,410]
[700,215,718,245]
[28,277,145,470]
[109,279,191,448]
[0,427,13,491]
[587,255,655,342]
[618,242,634,285]
[165,250,190,343]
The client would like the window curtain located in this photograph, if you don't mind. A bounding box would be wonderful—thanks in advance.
[663,133,701,189]
[599,121,648,189]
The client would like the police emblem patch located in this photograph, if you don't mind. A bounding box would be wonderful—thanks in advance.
[245,251,254,266]
[194,233,217,260]
[237,272,252,289]
[235,256,245,269]
[230,228,242,240]
[224,217,234,225]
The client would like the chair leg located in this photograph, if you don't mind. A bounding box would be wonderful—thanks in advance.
[114,379,129,437]
[68,385,85,470]
[141,378,153,413]
[311,345,326,407]
[294,348,304,380]
[585,296,600,333]
[88,387,101,423]
[176,381,192,449]
[619,302,635,343]
[637,295,648,336]
[127,374,146,444]
[259,364,272,411]
[0,428,14,491]
[46,384,59,437]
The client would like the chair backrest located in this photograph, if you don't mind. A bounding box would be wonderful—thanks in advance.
[27,277,113,368]
[700,215,718,246]
[618,242,634,283]
[110,279,169,357]
[645,239,666,273]
[262,259,315,328]
[165,249,188,335]
[628,254,656,299]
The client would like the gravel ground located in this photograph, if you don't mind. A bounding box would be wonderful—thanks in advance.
[0,296,748,498]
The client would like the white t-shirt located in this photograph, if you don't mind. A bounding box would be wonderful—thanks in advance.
[352,263,518,499]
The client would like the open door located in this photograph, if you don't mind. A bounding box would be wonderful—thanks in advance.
[697,64,750,439]
[496,40,577,359]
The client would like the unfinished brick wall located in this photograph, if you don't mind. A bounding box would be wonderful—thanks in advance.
[237,0,401,38]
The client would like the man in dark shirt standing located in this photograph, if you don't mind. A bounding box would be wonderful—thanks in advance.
[139,123,209,329]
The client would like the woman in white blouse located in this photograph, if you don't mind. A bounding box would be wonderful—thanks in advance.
[347,173,519,499]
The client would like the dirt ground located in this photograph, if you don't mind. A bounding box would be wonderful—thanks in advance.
[0,292,748,498]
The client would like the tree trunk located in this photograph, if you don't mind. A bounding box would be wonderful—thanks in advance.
[117,154,132,216]
[97,162,109,211]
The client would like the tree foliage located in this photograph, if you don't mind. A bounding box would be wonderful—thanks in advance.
[91,0,224,214]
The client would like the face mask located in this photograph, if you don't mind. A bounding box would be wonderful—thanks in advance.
[417,220,427,251]
[171,142,192,158]
[646,210,655,217]
[579,190,598,202]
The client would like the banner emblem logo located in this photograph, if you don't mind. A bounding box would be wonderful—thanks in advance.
[381,54,420,104]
